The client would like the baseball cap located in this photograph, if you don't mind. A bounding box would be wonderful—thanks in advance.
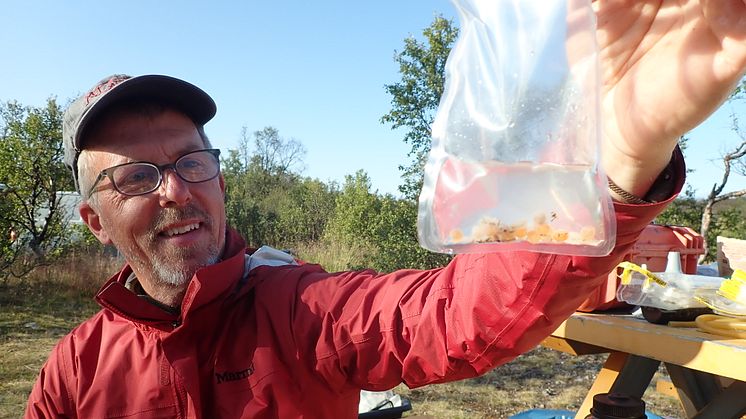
[62,74,217,192]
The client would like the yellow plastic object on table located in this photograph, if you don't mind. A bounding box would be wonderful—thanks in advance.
[617,261,667,287]
[695,269,746,317]
[694,314,746,338]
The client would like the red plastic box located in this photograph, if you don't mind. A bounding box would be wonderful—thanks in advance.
[577,224,705,312]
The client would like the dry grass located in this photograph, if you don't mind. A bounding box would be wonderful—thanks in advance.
[0,252,686,419]
[293,239,376,272]
[0,252,117,419]
[394,346,683,418]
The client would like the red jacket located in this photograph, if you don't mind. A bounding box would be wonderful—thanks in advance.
[25,165,682,418]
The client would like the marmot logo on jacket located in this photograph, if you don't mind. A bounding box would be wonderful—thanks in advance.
[215,364,255,384]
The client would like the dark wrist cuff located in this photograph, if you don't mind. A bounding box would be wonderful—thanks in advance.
[608,145,682,204]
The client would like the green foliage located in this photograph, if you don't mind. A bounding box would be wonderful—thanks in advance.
[654,188,702,230]
[321,170,450,272]
[381,16,458,200]
[370,196,451,272]
[67,223,103,251]
[223,124,451,273]
[223,126,336,249]
[712,206,746,241]
[656,193,746,262]
[0,99,75,279]
[320,170,381,269]
[274,179,337,245]
[325,171,380,244]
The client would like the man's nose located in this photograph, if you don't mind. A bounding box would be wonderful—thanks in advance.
[158,169,192,207]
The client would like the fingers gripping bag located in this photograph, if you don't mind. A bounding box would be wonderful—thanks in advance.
[417,0,616,256]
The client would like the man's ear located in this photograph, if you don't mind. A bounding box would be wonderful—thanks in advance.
[219,173,226,196]
[79,202,112,245]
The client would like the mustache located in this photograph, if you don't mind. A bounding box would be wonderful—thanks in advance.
[149,205,212,234]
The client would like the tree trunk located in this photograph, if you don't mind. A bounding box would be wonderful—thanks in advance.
[699,200,715,263]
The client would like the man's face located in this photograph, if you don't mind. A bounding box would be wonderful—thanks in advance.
[79,109,227,288]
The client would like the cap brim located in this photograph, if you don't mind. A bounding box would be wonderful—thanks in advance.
[74,74,217,150]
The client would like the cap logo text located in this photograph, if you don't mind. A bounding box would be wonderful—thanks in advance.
[84,75,130,105]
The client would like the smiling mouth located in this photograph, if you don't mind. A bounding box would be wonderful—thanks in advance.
[162,223,201,237]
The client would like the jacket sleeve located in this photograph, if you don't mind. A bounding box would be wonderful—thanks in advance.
[289,152,685,391]
[25,336,75,418]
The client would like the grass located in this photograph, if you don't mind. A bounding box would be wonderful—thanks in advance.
[393,347,682,418]
[0,253,115,419]
[0,252,685,419]
[294,238,376,272]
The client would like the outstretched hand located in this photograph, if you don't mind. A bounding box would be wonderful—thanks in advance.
[594,0,746,197]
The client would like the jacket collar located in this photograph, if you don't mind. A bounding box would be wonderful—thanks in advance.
[95,228,251,327]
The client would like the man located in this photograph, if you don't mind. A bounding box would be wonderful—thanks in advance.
[26,2,746,418]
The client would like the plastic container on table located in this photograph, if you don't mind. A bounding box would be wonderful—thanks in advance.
[577,225,705,312]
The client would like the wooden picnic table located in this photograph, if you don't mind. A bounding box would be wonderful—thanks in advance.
[542,312,746,419]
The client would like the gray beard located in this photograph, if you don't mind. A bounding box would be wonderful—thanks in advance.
[151,252,221,286]
[122,205,222,287]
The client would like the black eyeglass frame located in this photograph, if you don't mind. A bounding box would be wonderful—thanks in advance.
[87,148,221,197]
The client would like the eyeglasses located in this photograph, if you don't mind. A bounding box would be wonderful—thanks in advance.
[88,149,221,197]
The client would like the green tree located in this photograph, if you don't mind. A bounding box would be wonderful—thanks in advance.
[273,178,337,246]
[693,77,746,260]
[0,98,74,279]
[656,193,746,263]
[323,170,381,258]
[656,87,746,263]
[223,126,335,249]
[655,190,702,230]
[251,126,306,176]
[321,170,450,272]
[371,196,451,272]
[223,126,295,246]
[381,16,458,200]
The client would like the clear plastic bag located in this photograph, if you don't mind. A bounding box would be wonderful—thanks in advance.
[695,269,746,317]
[615,262,723,311]
[417,0,616,255]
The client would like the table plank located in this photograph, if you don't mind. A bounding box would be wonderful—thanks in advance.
[541,335,609,356]
[551,313,746,382]
[575,352,628,419]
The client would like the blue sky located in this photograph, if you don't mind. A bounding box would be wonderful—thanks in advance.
[1,1,744,198]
